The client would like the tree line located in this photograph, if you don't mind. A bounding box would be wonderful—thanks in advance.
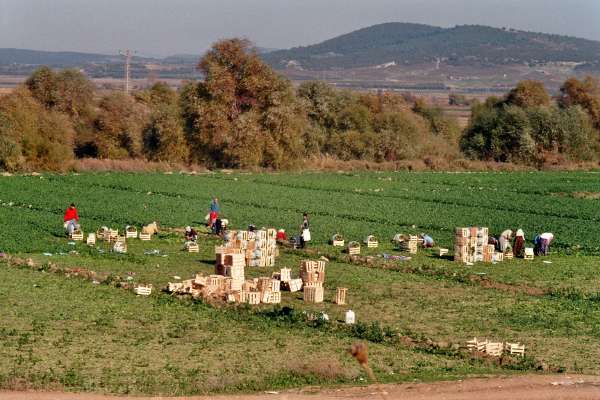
[1,38,599,171]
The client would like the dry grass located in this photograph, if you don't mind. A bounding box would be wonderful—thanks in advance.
[287,357,356,381]
[302,155,538,172]
[73,158,207,173]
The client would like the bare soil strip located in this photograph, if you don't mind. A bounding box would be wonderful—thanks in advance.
[1,375,599,400]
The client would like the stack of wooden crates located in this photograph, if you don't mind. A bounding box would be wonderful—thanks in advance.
[454,227,491,263]
[224,229,278,267]
[300,260,326,303]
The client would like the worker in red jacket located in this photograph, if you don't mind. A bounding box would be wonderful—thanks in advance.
[63,203,80,236]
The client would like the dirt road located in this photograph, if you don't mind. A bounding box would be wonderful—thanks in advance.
[1,375,599,400]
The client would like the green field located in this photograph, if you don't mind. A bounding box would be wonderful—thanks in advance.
[1,171,600,395]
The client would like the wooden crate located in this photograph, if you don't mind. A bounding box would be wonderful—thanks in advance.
[139,232,151,241]
[207,275,222,288]
[187,243,199,253]
[331,234,344,247]
[524,248,534,260]
[466,338,488,352]
[455,227,470,237]
[86,233,96,246]
[506,343,525,357]
[116,236,127,244]
[125,227,138,238]
[70,231,84,241]
[486,342,504,357]
[438,248,448,257]
[334,287,348,305]
[504,252,514,260]
[493,252,504,262]
[279,268,291,282]
[134,284,152,296]
[364,235,379,248]
[243,291,260,305]
[270,279,281,293]
[230,278,243,292]
[96,228,108,240]
[113,242,127,253]
[286,278,303,292]
[347,241,360,255]
[109,229,119,241]
[303,286,324,303]
[266,291,281,304]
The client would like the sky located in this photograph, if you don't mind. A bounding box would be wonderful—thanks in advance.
[1,0,600,57]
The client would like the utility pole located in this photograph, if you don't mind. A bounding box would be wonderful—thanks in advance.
[119,49,135,94]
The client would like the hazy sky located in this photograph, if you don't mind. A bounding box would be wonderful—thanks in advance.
[1,0,600,57]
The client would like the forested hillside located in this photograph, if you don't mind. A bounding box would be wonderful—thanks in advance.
[263,23,600,69]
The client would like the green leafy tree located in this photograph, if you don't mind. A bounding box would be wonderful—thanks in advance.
[143,106,189,163]
[94,92,149,159]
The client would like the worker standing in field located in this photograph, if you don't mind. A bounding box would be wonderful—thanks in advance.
[210,197,220,213]
[300,213,311,248]
[499,229,513,253]
[63,203,80,236]
[513,229,525,257]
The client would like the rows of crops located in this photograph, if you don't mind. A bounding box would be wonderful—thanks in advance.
[1,171,599,253]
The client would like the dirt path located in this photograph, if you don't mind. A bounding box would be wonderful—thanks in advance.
[1,375,599,400]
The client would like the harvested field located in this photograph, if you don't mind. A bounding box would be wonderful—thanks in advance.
[1,171,600,396]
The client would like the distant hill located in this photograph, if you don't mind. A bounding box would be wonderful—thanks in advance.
[0,48,158,66]
[262,23,600,69]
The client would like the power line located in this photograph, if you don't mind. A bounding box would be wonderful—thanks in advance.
[118,49,136,94]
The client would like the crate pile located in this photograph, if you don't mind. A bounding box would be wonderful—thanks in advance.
[167,272,285,305]
[224,229,278,267]
[454,227,490,263]
[273,267,303,292]
[96,227,119,242]
[300,260,326,303]
[466,337,525,357]
[394,234,418,254]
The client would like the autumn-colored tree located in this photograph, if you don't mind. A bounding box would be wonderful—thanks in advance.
[26,67,94,118]
[183,38,306,168]
[0,87,74,170]
[94,92,150,159]
[559,76,600,128]
[506,80,551,108]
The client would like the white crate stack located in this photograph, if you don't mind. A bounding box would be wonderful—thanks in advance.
[224,229,279,267]
[454,227,491,263]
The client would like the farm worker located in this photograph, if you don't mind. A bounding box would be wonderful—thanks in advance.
[63,203,80,236]
[513,229,525,257]
[420,233,434,248]
[208,210,218,229]
[276,229,287,243]
[213,218,223,235]
[185,226,198,242]
[210,198,220,213]
[488,236,499,251]
[534,232,554,256]
[300,213,311,248]
[499,229,513,253]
